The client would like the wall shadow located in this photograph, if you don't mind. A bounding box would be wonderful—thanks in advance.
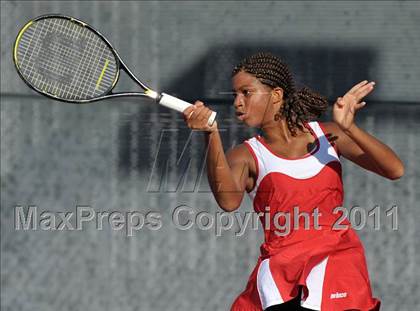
[164,44,377,102]
[117,45,377,176]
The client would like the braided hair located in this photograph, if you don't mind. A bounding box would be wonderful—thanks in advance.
[232,52,328,136]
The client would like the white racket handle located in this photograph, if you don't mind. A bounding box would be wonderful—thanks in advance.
[158,93,217,126]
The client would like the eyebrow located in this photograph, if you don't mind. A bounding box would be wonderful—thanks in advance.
[232,85,254,92]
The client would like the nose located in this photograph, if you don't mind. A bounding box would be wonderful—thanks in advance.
[233,94,244,109]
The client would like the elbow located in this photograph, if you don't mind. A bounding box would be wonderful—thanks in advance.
[217,198,242,212]
[212,187,245,212]
[218,202,241,213]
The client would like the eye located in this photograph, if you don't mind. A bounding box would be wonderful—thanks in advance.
[242,90,251,97]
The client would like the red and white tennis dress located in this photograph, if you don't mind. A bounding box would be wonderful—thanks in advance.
[231,121,381,311]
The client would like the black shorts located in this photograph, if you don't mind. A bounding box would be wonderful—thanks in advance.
[264,286,315,311]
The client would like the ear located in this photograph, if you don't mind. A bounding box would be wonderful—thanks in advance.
[271,87,284,104]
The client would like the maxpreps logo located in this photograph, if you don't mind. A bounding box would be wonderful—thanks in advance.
[330,292,347,299]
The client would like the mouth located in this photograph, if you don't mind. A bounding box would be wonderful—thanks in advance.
[235,111,247,121]
[235,111,246,119]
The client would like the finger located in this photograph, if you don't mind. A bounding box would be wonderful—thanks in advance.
[183,105,195,114]
[189,101,205,119]
[354,101,367,111]
[185,101,204,119]
[202,109,213,124]
[185,108,197,121]
[348,80,369,93]
[190,106,205,118]
[188,110,195,120]
[196,107,211,122]
[183,105,196,119]
[354,81,375,99]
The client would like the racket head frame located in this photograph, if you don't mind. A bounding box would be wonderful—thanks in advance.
[13,14,156,104]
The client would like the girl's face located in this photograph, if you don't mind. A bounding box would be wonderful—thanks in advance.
[232,71,281,127]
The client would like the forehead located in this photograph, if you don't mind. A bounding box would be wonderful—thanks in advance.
[232,71,264,89]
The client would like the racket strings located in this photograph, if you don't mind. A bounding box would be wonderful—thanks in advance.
[16,17,118,100]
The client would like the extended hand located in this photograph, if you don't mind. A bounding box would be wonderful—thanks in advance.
[333,80,375,132]
[183,101,218,132]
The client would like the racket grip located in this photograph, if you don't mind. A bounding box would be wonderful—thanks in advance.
[158,93,217,126]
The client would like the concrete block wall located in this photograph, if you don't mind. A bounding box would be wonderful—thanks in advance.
[1,1,419,310]
[2,1,420,102]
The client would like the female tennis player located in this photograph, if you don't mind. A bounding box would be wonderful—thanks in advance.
[183,52,404,310]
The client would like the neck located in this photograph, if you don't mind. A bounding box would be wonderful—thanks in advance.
[261,117,306,144]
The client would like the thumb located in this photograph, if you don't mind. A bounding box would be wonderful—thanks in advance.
[335,97,345,107]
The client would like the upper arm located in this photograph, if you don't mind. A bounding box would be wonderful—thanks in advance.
[321,122,385,177]
[225,144,255,193]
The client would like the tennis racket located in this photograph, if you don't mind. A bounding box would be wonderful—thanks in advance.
[13,14,216,126]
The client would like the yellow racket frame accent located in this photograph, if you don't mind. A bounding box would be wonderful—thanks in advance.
[96,59,110,90]
[13,20,34,68]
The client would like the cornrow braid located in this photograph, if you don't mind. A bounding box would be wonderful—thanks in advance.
[232,52,329,136]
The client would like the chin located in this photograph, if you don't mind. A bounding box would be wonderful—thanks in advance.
[237,115,259,128]
[242,119,259,128]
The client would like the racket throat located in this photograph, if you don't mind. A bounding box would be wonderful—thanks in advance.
[145,89,160,100]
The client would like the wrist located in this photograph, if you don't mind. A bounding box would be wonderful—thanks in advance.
[206,121,218,134]
[204,124,219,144]
[343,123,358,136]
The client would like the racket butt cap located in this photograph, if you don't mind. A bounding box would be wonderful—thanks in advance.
[208,111,217,126]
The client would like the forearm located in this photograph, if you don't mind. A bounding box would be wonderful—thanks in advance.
[344,124,404,179]
[204,130,244,211]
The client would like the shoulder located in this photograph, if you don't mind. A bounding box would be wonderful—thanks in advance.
[226,141,258,176]
[318,121,339,133]
[226,142,258,191]
[226,142,254,164]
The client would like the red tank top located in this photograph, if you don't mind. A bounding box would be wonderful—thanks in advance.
[244,121,349,258]
[232,121,381,310]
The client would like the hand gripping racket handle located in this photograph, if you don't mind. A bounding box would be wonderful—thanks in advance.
[158,93,217,126]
